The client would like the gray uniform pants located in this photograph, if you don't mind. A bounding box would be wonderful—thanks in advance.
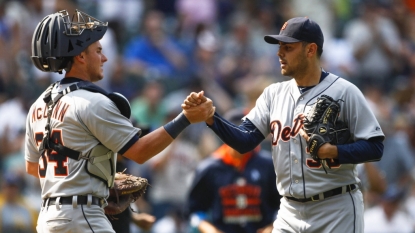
[273,189,364,233]
[36,196,114,233]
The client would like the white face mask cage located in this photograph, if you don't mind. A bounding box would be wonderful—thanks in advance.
[60,9,108,36]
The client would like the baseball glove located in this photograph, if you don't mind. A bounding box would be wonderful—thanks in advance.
[303,95,351,162]
[104,171,149,216]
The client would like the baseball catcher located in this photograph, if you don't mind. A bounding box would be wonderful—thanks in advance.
[303,95,351,170]
[104,170,149,216]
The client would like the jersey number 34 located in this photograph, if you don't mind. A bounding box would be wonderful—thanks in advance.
[35,129,69,178]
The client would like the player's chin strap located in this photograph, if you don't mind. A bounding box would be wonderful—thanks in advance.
[38,80,131,187]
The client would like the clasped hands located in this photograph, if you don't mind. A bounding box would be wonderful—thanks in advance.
[181,91,215,124]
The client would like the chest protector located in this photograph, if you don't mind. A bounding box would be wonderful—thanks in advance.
[38,80,131,188]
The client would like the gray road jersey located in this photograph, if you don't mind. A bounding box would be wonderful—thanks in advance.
[245,73,384,199]
[25,82,140,199]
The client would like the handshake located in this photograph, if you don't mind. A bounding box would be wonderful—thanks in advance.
[181,91,215,124]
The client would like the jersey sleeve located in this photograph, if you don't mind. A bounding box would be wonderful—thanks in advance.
[342,84,385,141]
[245,85,273,137]
[79,94,140,153]
[208,114,265,154]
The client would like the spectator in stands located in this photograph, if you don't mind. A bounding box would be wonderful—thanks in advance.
[364,185,414,233]
[0,172,37,233]
[343,0,400,92]
[123,10,188,83]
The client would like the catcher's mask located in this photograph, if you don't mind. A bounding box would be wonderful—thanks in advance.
[31,9,107,73]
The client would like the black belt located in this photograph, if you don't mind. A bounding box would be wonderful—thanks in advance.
[285,184,357,203]
[42,196,103,207]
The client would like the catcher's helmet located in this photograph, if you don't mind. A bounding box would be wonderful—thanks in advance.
[31,9,108,73]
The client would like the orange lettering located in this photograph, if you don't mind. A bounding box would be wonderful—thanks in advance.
[281,127,291,141]
[52,101,62,119]
[270,114,305,146]
[43,104,48,118]
[270,120,282,146]
[291,114,304,136]
[58,103,69,122]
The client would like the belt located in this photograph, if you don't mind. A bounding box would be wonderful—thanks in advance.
[42,195,103,207]
[285,184,357,203]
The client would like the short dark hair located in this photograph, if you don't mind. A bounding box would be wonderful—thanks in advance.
[302,41,323,58]
[63,56,74,72]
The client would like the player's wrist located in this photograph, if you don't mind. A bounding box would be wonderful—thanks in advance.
[206,116,214,126]
[318,143,338,159]
[163,112,191,139]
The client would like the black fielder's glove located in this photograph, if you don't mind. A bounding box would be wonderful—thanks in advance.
[303,95,351,162]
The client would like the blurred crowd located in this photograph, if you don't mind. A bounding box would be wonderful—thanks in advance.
[1,0,415,232]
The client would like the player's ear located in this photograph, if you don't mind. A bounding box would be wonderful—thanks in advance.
[306,43,317,57]
[74,52,86,63]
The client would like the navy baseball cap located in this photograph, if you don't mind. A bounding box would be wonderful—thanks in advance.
[264,17,324,48]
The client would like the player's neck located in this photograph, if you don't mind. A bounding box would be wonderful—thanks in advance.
[294,66,322,87]
[65,69,91,82]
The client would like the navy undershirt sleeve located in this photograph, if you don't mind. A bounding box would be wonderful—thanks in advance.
[208,113,383,163]
[337,136,384,164]
[207,112,265,154]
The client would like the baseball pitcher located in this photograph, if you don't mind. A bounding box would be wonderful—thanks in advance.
[183,17,384,233]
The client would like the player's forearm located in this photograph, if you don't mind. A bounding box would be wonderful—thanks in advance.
[123,127,174,164]
[123,101,214,163]
[26,161,39,178]
[337,137,384,164]
[208,113,264,154]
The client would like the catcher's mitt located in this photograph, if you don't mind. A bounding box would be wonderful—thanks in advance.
[104,171,149,216]
[303,95,351,162]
